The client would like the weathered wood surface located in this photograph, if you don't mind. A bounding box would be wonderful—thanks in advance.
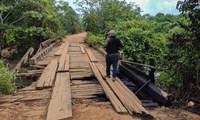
[69,62,90,69]
[86,49,98,62]
[58,54,69,72]
[96,64,149,115]
[13,47,34,73]
[56,41,70,72]
[70,72,94,80]
[29,42,57,65]
[0,89,51,103]
[30,64,46,69]
[54,43,65,56]
[79,44,86,54]
[90,62,127,113]
[68,47,80,52]
[36,59,58,90]
[37,37,61,54]
[119,63,169,106]
[47,72,72,120]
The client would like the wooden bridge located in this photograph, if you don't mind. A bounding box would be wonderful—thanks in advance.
[0,32,170,120]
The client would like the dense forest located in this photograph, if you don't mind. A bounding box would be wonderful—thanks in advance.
[0,0,199,106]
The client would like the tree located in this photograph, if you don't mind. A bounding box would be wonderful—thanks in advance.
[164,0,200,100]
[0,0,62,57]
[76,0,141,34]
[56,1,82,34]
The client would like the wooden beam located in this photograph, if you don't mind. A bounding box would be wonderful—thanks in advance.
[86,49,98,62]
[89,62,127,113]
[47,72,72,120]
[13,47,34,73]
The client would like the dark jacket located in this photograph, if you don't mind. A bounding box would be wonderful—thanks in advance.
[106,36,123,54]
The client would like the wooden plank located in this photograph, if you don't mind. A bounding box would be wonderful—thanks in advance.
[79,44,86,54]
[68,47,80,52]
[57,41,70,72]
[96,64,142,105]
[36,59,58,90]
[89,62,127,113]
[58,52,67,71]
[70,42,80,47]
[28,69,44,73]
[86,49,98,62]
[69,68,90,72]
[47,72,72,120]
[119,64,169,106]
[54,43,65,56]
[70,73,94,80]
[65,54,69,71]
[96,64,149,115]
[30,65,46,69]
[13,47,34,73]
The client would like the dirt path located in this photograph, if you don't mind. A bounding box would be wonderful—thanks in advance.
[0,32,199,120]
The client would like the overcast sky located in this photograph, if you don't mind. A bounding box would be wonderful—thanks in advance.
[67,0,180,15]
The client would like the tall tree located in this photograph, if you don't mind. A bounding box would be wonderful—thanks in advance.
[75,0,141,34]
[0,0,61,56]
[165,0,200,99]
[56,1,82,34]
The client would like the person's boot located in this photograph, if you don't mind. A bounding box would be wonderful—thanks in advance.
[105,75,111,78]
[112,77,116,82]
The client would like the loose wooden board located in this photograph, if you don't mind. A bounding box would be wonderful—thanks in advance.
[36,59,58,89]
[46,72,72,120]
[86,49,98,62]
[89,62,127,113]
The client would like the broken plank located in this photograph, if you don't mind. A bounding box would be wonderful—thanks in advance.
[86,49,98,62]
[36,59,58,90]
[47,72,72,120]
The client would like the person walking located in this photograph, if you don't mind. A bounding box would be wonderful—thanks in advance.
[105,30,123,81]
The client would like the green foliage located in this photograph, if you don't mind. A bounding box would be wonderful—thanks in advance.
[85,32,104,47]
[162,0,200,98]
[77,0,141,34]
[56,1,83,35]
[0,0,82,57]
[0,60,15,95]
[157,72,177,89]
[79,0,189,90]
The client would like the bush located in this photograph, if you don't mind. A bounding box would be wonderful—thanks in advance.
[85,32,104,47]
[0,60,15,95]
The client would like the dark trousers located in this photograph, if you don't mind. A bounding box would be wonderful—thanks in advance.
[106,54,119,78]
